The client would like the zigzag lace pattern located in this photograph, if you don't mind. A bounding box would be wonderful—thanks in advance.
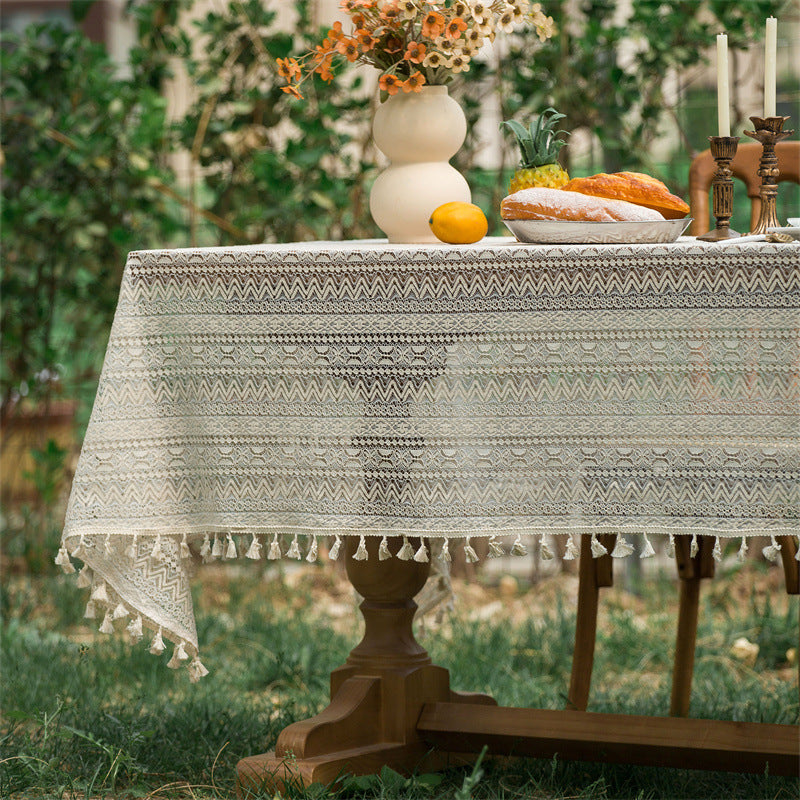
[60,239,800,676]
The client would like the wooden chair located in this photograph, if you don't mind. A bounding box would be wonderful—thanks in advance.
[567,534,800,717]
[688,141,800,236]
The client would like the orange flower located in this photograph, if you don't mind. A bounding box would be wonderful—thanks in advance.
[444,16,467,39]
[276,57,302,81]
[336,37,361,62]
[380,2,402,23]
[382,34,404,54]
[401,70,426,93]
[350,12,366,27]
[403,41,426,63]
[379,73,402,96]
[281,85,303,99]
[354,28,376,52]
[421,10,445,37]
[327,21,345,42]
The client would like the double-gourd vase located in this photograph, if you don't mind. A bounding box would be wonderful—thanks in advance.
[370,85,470,244]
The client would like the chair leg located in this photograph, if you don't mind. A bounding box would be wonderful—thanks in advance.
[777,536,799,595]
[567,534,616,711]
[670,536,715,717]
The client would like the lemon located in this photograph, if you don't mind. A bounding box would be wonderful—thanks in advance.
[429,202,488,244]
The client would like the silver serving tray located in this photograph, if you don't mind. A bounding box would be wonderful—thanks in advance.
[504,217,691,244]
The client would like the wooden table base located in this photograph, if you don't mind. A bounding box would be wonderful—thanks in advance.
[237,536,800,795]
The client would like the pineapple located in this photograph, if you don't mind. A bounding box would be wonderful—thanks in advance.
[501,108,570,193]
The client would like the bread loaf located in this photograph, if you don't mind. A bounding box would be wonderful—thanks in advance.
[501,187,664,223]
[562,172,689,219]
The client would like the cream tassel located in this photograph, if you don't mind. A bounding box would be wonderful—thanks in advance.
[126,615,143,643]
[397,536,414,560]
[413,541,429,563]
[306,536,318,562]
[762,536,781,563]
[180,533,191,559]
[149,628,165,655]
[488,535,504,558]
[76,565,92,589]
[463,537,479,563]
[287,535,302,560]
[91,581,109,603]
[150,534,163,561]
[55,545,75,573]
[99,611,114,635]
[104,533,112,555]
[539,534,555,561]
[640,534,656,559]
[353,535,368,561]
[712,537,723,562]
[268,533,282,560]
[167,641,190,669]
[126,533,139,560]
[737,536,748,562]
[328,534,342,560]
[796,537,800,562]
[666,533,676,558]
[378,536,392,561]
[511,533,527,556]
[245,534,261,560]
[224,533,237,560]
[189,657,209,683]
[72,534,88,559]
[611,536,634,558]
[84,600,97,619]
[563,535,579,560]
[112,602,128,620]
[689,532,699,558]
[590,533,607,558]
[200,533,211,561]
[441,538,452,562]
[211,534,223,559]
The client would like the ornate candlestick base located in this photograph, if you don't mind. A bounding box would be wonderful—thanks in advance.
[743,116,794,234]
[697,136,740,241]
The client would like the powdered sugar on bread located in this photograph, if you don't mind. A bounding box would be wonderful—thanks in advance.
[501,187,665,223]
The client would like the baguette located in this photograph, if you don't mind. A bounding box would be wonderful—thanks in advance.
[501,187,664,223]
[562,172,689,219]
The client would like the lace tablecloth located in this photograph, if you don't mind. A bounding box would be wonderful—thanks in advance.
[58,237,799,678]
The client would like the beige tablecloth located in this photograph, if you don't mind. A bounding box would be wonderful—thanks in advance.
[58,237,800,678]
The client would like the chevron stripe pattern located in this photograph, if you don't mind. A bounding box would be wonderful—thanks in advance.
[61,238,800,672]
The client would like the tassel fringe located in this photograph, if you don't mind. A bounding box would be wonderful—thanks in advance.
[245,534,261,560]
[488,536,504,558]
[268,534,282,560]
[590,533,608,558]
[353,535,368,561]
[563,536,579,560]
[611,536,634,558]
[539,534,555,561]
[762,536,781,563]
[463,537,479,563]
[328,534,342,560]
[306,536,318,562]
[511,534,527,557]
[397,536,414,560]
[378,536,391,561]
[126,533,139,560]
[180,533,191,559]
[287,535,302,560]
[640,534,655,559]
[413,541,429,563]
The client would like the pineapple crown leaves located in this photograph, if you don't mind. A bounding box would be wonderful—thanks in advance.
[500,108,570,169]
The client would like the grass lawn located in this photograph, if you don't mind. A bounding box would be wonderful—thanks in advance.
[1,556,797,799]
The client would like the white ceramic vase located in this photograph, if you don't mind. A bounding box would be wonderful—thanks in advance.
[369,85,471,244]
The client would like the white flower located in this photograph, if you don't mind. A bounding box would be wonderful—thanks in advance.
[452,1,470,17]
[422,50,446,68]
[496,9,516,33]
[449,53,471,74]
[399,0,418,20]
[434,35,461,56]
[462,28,485,54]
[470,1,491,25]
[509,0,530,11]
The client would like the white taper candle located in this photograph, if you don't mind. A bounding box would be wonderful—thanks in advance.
[716,34,730,137]
[764,17,777,117]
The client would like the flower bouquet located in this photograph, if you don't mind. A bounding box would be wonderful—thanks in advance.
[277,0,555,98]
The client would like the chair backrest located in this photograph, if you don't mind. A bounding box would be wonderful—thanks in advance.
[688,141,800,235]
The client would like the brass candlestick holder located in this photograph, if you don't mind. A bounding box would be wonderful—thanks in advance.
[697,136,740,241]
[743,115,794,234]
